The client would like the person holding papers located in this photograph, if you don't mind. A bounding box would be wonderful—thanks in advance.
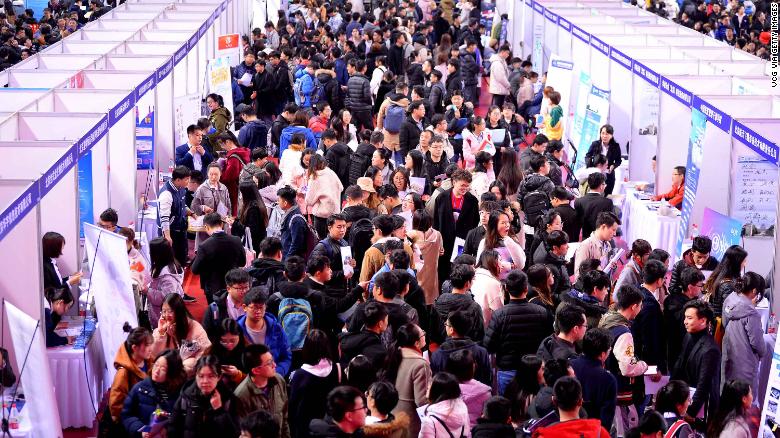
[309,213,355,290]
[461,116,496,169]
[192,163,232,244]
[485,105,511,176]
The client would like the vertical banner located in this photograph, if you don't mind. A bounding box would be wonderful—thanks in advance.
[760,334,780,436]
[5,301,63,438]
[216,33,242,66]
[78,151,94,238]
[545,56,575,152]
[700,208,743,260]
[575,84,611,169]
[635,81,660,137]
[136,107,155,170]
[570,71,591,153]
[532,16,544,72]
[83,223,138,386]
[676,108,707,255]
[174,94,205,146]
[206,57,234,119]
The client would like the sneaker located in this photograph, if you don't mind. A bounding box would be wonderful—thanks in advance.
[182,294,197,303]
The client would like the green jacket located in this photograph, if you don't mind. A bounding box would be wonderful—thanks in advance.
[234,373,290,438]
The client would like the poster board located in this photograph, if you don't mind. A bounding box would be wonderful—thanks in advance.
[700,208,743,260]
[174,93,203,146]
[216,33,241,66]
[731,156,778,233]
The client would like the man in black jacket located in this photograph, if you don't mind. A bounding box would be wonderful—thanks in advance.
[344,58,373,131]
[537,303,585,362]
[664,267,704,377]
[463,200,499,256]
[338,301,388,368]
[570,328,617,431]
[398,101,425,160]
[202,268,252,339]
[303,255,362,338]
[309,214,353,290]
[668,236,718,294]
[444,59,463,104]
[672,300,720,421]
[387,32,406,76]
[574,172,614,239]
[322,130,352,189]
[632,260,668,374]
[430,310,491,385]
[552,187,580,243]
[191,213,246,304]
[559,269,610,329]
[270,103,298,154]
[348,271,415,345]
[541,230,571,297]
[430,264,484,344]
[433,169,479,285]
[247,237,286,291]
[459,39,480,104]
[269,50,293,112]
[485,270,553,395]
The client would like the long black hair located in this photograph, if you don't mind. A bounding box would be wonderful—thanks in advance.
[381,323,423,383]
[150,237,181,278]
[406,149,425,177]
[708,379,751,437]
[163,293,191,341]
[239,180,269,228]
[153,349,186,391]
[122,322,152,358]
[704,245,747,294]
[208,318,246,366]
[504,354,543,422]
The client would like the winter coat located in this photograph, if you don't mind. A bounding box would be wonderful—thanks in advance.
[392,348,432,437]
[663,293,694,373]
[398,116,424,156]
[430,337,491,386]
[279,125,318,156]
[484,299,553,370]
[571,356,617,430]
[470,267,504,325]
[444,70,463,102]
[151,318,211,372]
[222,147,251,215]
[305,167,344,218]
[191,181,231,241]
[363,412,410,438]
[428,81,447,113]
[377,94,410,151]
[471,420,516,438]
[418,398,471,438]
[208,107,232,150]
[338,329,388,369]
[721,292,766,395]
[432,188,479,273]
[719,415,751,438]
[317,70,343,113]
[109,344,152,420]
[559,290,607,331]
[290,359,342,438]
[430,292,485,345]
[532,419,609,438]
[238,120,269,152]
[613,259,642,299]
[412,228,443,305]
[671,330,720,419]
[459,51,479,87]
[167,380,240,438]
[460,380,492,427]
[632,286,667,373]
[345,73,373,112]
[147,265,185,328]
[544,250,571,298]
[488,54,510,96]
[253,69,276,117]
[234,374,290,438]
[461,128,496,169]
[518,173,555,202]
[709,278,737,318]
[668,249,719,294]
[309,417,367,437]
[423,151,449,185]
[294,69,316,109]
[236,313,292,376]
[537,334,580,362]
[121,378,180,436]
[325,142,352,188]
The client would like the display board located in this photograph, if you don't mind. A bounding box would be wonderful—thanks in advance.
[700,208,743,260]
[676,108,707,255]
[731,156,778,233]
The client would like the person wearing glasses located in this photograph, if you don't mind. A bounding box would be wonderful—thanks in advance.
[309,386,368,437]
[175,124,213,172]
[152,293,211,375]
[234,344,291,438]
[236,287,292,377]
[721,271,767,400]
[664,267,705,374]
[202,268,252,339]
[652,165,685,209]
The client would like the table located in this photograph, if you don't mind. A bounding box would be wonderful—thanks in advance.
[47,322,105,429]
[137,207,159,263]
[621,188,682,262]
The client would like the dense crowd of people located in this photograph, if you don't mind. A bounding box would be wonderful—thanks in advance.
[31,0,776,437]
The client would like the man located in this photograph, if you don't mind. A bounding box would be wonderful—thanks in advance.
[303,255,362,334]
[348,271,417,344]
[344,59,373,131]
[488,45,511,107]
[463,200,499,257]
[202,268,252,338]
[97,208,120,232]
[613,239,652,298]
[234,344,291,438]
[571,328,618,431]
[348,131,381,186]
[341,185,373,224]
[310,214,354,289]
[632,260,668,374]
[217,133,251,215]
[540,230,571,296]
[87,0,110,21]
[652,165,685,209]
[247,237,287,291]
[430,263,484,344]
[537,304,586,362]
[519,134,547,174]
[485,270,552,395]
[573,211,620,280]
[444,59,463,106]
[234,52,256,104]
[339,301,388,368]
[237,287,292,376]
[427,70,446,113]
[269,50,293,114]
[533,377,610,437]
[459,38,480,104]
[518,154,555,214]
[431,310,491,385]
[175,125,213,172]
[398,101,425,162]
[191,213,246,304]
[271,103,299,153]
[551,186,580,243]
[309,386,367,437]
[664,267,705,371]
[433,169,479,284]
[239,148,269,185]
[378,185,402,215]
[237,104,269,151]
[575,172,614,239]
[277,186,309,260]
[158,166,194,266]
[358,215,413,283]
[387,32,406,76]
[672,300,720,421]
[322,130,352,189]
[560,269,610,329]
[669,236,718,294]
[599,284,647,436]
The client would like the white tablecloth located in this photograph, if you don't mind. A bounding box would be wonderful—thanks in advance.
[137,207,159,263]
[621,188,682,262]
[47,323,105,429]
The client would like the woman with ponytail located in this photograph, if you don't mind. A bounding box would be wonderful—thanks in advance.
[44,286,74,347]
[108,324,153,424]
[708,379,753,437]
[383,323,431,437]
[721,271,767,398]
[654,380,697,438]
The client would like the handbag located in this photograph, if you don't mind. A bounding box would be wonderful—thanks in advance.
[138,293,151,331]
[242,229,256,268]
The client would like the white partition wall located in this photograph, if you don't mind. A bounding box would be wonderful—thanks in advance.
[608,47,633,149]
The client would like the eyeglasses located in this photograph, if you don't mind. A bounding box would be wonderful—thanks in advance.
[261,359,276,368]
[693,283,704,289]
[245,304,266,313]
[348,404,368,412]
[229,284,251,292]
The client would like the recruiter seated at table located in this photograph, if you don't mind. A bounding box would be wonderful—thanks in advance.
[44,287,75,348]
[653,166,685,209]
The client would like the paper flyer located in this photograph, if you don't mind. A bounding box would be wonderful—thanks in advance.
[450,237,466,262]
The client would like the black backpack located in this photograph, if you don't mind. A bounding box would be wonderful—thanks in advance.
[348,218,374,277]
[522,190,551,230]
[348,150,372,185]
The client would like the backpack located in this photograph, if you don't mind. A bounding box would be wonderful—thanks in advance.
[664,419,689,438]
[292,213,320,258]
[383,104,406,134]
[266,202,285,239]
[522,189,551,230]
[348,150,372,185]
[310,77,326,105]
[274,293,313,350]
[429,414,465,438]
[348,218,374,275]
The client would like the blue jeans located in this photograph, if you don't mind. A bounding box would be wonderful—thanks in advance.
[497,370,516,396]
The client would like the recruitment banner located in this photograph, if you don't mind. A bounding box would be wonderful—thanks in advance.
[78,151,93,239]
[545,56,574,152]
[532,16,544,73]
[570,71,591,154]
[136,107,155,170]
[700,208,743,260]
[760,333,780,436]
[206,57,234,122]
[216,33,242,66]
[576,84,610,169]
[676,108,707,255]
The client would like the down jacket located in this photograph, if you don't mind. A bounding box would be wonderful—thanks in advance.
[721,292,766,395]
[484,299,553,370]
[488,54,510,96]
[345,73,373,112]
[121,377,181,436]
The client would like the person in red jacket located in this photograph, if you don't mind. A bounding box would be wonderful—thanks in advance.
[653,165,685,209]
[533,376,610,438]
[217,131,250,216]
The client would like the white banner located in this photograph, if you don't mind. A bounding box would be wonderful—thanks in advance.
[5,301,63,437]
[532,19,544,73]
[206,57,235,121]
[174,93,204,146]
[83,223,138,386]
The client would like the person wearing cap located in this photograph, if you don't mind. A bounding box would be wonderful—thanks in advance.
[551,186,580,243]
[236,104,269,152]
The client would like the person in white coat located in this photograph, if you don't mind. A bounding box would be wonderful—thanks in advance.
[470,249,504,327]
[488,45,512,108]
[418,372,472,438]
[476,210,526,278]
[304,154,344,238]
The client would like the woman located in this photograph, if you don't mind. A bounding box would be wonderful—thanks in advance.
[289,330,342,438]
[206,93,232,150]
[216,132,251,216]
[707,379,752,437]
[470,249,504,326]
[390,167,411,194]
[364,381,410,438]
[470,151,495,200]
[305,154,344,238]
[192,163,232,243]
[409,210,443,305]
[121,350,185,437]
[331,109,358,148]
[371,148,394,185]
[402,193,425,214]
[384,323,432,437]
[370,55,389,98]
[503,355,544,422]
[461,116,496,169]
[151,293,211,373]
[280,133,308,186]
[119,228,151,294]
[543,91,563,141]
[417,372,471,438]
[489,180,507,201]
[147,237,185,329]
[231,181,268,255]
[586,124,622,196]
[44,286,73,347]
[108,325,153,423]
[42,231,81,290]
[258,161,283,208]
[203,319,247,389]
[496,148,523,199]
[544,140,568,188]
[168,355,240,436]
[529,211,563,263]
[405,149,427,179]
[704,245,748,319]
[654,380,696,438]
[722,271,767,398]
[477,210,526,277]
[527,264,557,319]
[485,105,511,175]
[375,70,396,115]
[363,168,386,213]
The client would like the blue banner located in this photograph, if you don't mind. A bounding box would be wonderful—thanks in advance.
[591,36,609,56]
[701,208,743,260]
[659,76,692,107]
[733,121,779,165]
[576,84,611,169]
[0,183,39,243]
[136,108,155,170]
[109,93,136,126]
[558,17,571,32]
[544,9,557,22]
[633,61,659,86]
[676,108,707,255]
[572,25,590,43]
[41,146,77,198]
[533,2,544,13]
[78,151,94,238]
[692,95,732,133]
[610,48,633,70]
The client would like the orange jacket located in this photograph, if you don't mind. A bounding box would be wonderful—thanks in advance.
[654,182,684,208]
[108,343,151,420]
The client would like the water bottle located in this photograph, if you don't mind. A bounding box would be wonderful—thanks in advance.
[769,313,777,334]
[8,403,19,429]
[690,224,699,239]
[167,159,174,173]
